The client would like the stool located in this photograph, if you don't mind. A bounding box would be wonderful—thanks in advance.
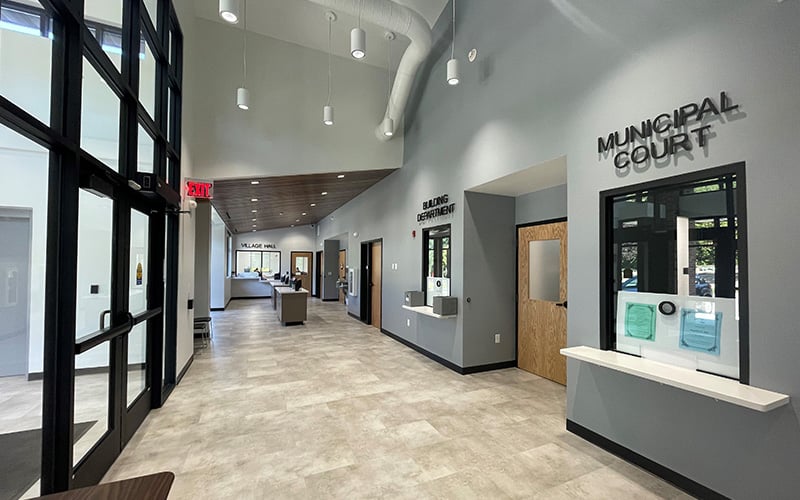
[193,316,213,348]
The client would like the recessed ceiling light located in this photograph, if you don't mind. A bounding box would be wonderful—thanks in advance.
[252,210,257,213]
[279,212,284,216]
[252,224,256,227]
[251,198,259,202]
[252,229,256,232]
[296,219,300,222]
[251,180,260,185]
[310,203,316,207]
[337,174,345,179]
[252,218,256,222]
[321,191,328,196]
[291,224,295,227]
[302,212,307,216]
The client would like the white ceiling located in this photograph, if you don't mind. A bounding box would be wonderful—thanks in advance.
[467,156,567,197]
[194,0,449,69]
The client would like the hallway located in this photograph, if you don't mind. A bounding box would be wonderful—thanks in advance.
[103,299,688,499]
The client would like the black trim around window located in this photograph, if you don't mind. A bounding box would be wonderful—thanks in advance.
[598,162,749,384]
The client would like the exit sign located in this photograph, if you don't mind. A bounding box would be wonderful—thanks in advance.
[186,179,214,199]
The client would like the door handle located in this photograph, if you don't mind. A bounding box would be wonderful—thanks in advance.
[555,301,568,309]
[100,309,111,329]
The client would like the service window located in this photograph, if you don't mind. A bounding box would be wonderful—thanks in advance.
[600,164,748,381]
[235,250,280,276]
[422,224,451,306]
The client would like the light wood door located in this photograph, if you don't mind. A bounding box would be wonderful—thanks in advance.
[339,250,347,303]
[370,242,382,328]
[291,251,313,293]
[517,221,568,385]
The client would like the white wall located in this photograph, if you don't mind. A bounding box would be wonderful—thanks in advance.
[188,17,404,180]
[210,207,231,309]
[232,225,316,278]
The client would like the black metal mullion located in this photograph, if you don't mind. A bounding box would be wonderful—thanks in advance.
[40,0,82,493]
[148,213,166,407]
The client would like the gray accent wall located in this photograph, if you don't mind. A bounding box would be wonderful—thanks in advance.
[462,192,516,367]
[193,200,211,319]
[322,240,340,300]
[516,185,567,225]
[316,1,800,496]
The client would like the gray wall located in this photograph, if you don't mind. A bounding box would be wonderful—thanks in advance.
[193,201,211,318]
[516,184,567,225]
[322,240,340,300]
[463,192,516,367]
[316,0,800,496]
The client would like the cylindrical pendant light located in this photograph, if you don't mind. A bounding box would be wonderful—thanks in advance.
[237,1,249,110]
[382,117,394,137]
[446,0,460,86]
[447,58,460,86]
[323,12,336,125]
[219,0,239,24]
[351,0,366,59]
[237,87,250,110]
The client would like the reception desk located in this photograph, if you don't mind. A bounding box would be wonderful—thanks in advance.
[231,276,271,299]
[267,280,292,309]
[274,287,308,325]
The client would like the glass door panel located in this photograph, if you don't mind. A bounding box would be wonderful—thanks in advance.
[73,346,110,466]
[126,323,147,407]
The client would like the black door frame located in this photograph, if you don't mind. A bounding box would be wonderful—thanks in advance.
[314,250,323,297]
[0,0,184,493]
[359,238,383,325]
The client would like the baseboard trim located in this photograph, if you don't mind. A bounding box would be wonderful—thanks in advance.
[461,360,517,374]
[230,296,271,300]
[347,312,361,321]
[322,298,340,302]
[566,419,729,500]
[210,307,225,312]
[379,328,515,375]
[177,355,194,383]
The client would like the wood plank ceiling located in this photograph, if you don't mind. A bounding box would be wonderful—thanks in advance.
[211,169,397,233]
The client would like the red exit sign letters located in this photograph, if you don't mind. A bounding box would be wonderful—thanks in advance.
[186,179,214,199]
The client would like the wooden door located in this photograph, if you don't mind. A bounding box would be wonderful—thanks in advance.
[291,251,313,293]
[338,250,347,303]
[517,221,568,385]
[370,242,382,328]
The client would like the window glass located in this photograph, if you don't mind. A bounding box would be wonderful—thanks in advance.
[0,0,53,124]
[144,0,158,31]
[423,225,451,306]
[84,0,122,30]
[236,250,280,276]
[137,123,154,173]
[0,122,49,496]
[608,172,741,379]
[81,56,120,170]
[139,32,157,120]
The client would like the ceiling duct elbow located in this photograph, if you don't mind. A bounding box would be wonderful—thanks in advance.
[307,0,432,141]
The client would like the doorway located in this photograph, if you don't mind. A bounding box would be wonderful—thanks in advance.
[517,219,568,385]
[338,250,346,304]
[0,208,32,377]
[314,251,323,298]
[290,252,313,292]
[359,239,382,328]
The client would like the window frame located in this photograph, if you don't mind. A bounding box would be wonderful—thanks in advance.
[599,162,749,383]
[421,223,452,303]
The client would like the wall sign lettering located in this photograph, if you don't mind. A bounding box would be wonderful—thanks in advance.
[417,194,455,223]
[240,242,277,249]
[598,91,741,169]
[186,178,214,199]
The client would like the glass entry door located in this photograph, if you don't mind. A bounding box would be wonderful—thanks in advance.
[71,177,164,487]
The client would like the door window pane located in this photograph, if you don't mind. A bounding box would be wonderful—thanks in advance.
[0,0,53,124]
[81,57,120,170]
[137,123,154,174]
[139,33,157,120]
[0,123,49,498]
[75,190,113,339]
[130,210,149,316]
[73,345,110,466]
[529,239,561,302]
[127,322,147,407]
[144,0,158,30]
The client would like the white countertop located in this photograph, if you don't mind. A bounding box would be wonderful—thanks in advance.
[561,346,790,412]
[275,288,309,295]
[402,304,456,319]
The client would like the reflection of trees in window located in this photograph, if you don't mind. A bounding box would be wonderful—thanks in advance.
[424,225,450,279]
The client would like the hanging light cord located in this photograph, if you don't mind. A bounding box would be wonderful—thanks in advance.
[386,35,392,102]
[451,0,456,59]
[242,0,248,86]
[327,17,333,105]
[358,0,363,29]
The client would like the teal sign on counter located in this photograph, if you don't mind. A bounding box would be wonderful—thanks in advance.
[680,309,722,355]
[624,303,656,341]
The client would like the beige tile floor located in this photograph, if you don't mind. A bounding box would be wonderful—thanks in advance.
[103,299,693,499]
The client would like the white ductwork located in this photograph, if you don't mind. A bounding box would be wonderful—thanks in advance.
[307,0,432,140]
